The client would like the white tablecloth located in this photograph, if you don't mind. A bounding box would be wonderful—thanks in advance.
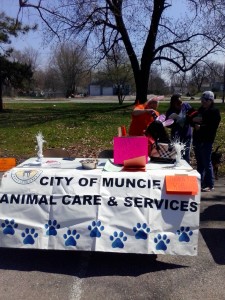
[0,157,200,255]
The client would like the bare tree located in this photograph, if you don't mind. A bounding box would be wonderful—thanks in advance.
[102,46,134,104]
[11,47,40,72]
[9,47,41,93]
[41,65,61,97]
[189,63,210,93]
[186,60,224,94]
[148,67,169,95]
[206,61,224,85]
[51,43,90,97]
[19,0,225,103]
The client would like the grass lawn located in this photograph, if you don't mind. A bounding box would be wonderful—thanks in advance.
[1,101,225,176]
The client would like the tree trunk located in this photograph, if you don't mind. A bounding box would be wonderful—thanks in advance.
[0,74,3,112]
[117,92,126,105]
[135,69,150,104]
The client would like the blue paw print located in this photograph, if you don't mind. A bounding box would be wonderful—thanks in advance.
[1,219,18,235]
[110,231,127,248]
[45,220,60,236]
[63,229,80,246]
[176,226,193,242]
[133,223,150,240]
[21,228,38,245]
[154,234,170,251]
[88,220,104,238]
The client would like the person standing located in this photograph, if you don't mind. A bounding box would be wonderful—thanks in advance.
[128,95,164,136]
[192,91,221,192]
[166,94,193,163]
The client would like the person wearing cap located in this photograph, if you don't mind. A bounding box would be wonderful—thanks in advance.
[191,91,221,192]
[165,93,194,163]
[128,95,164,136]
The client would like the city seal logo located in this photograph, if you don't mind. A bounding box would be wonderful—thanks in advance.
[11,169,43,184]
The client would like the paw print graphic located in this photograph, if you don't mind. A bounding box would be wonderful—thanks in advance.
[1,219,18,235]
[63,229,80,247]
[154,233,170,251]
[21,228,38,245]
[133,223,150,240]
[88,220,104,238]
[110,231,127,248]
[45,220,60,236]
[176,226,193,242]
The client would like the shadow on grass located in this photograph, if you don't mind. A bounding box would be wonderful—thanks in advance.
[0,103,133,128]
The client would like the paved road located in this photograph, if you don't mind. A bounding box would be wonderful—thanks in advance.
[1,97,225,299]
[3,95,225,104]
[3,96,135,104]
[0,176,224,300]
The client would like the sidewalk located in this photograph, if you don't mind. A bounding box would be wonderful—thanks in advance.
[200,177,225,200]
[0,171,224,299]
[199,177,225,265]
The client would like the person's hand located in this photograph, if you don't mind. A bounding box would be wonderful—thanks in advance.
[147,109,154,114]
[192,116,202,123]
[168,113,179,120]
[195,124,201,131]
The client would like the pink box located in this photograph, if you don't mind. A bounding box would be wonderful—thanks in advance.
[113,136,148,164]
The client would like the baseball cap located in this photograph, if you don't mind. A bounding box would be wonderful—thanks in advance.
[201,91,214,101]
[147,95,164,103]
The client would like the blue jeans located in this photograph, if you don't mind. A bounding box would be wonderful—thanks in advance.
[193,141,214,188]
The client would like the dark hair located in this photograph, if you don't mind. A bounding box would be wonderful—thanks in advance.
[169,94,182,110]
[145,120,171,143]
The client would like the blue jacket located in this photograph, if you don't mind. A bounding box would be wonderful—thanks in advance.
[166,102,193,142]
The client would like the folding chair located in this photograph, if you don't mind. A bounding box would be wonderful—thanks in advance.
[98,149,114,158]
[43,148,70,158]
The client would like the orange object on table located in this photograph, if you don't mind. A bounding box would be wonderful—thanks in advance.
[123,155,146,172]
[165,175,198,195]
[0,158,16,171]
[121,125,127,136]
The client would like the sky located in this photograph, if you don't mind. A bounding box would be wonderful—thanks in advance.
[0,0,187,68]
[1,0,223,69]
[1,0,52,67]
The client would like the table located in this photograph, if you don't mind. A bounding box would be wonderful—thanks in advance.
[0,157,200,255]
